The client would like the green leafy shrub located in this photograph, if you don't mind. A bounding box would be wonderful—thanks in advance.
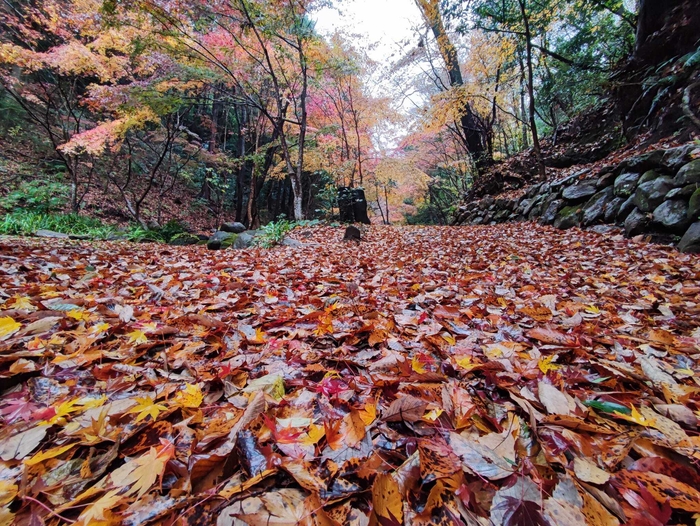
[1,179,69,214]
[0,212,117,238]
[255,218,296,248]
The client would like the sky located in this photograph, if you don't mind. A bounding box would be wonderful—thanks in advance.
[313,0,423,65]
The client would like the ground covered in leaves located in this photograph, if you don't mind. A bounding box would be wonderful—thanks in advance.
[1,224,700,526]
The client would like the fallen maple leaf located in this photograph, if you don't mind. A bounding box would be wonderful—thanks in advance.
[128,396,168,422]
[110,440,175,497]
[0,317,21,340]
[173,384,203,408]
[127,329,148,344]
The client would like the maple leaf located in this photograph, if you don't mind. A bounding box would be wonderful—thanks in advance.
[110,440,175,498]
[613,405,656,426]
[173,384,203,408]
[127,329,148,344]
[538,355,560,375]
[24,443,75,466]
[7,295,35,310]
[0,317,21,340]
[128,396,168,422]
[300,424,325,446]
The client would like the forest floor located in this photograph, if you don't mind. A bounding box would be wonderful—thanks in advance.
[1,224,700,525]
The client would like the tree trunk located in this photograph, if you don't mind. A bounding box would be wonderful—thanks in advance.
[518,0,545,178]
[414,0,489,170]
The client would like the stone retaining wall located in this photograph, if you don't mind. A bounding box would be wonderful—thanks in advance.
[457,143,700,253]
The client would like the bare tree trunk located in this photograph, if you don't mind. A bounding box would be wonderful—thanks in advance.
[518,0,545,177]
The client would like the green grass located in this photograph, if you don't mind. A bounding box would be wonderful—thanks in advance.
[0,212,187,242]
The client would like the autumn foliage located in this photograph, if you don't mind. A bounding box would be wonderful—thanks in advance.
[1,223,700,524]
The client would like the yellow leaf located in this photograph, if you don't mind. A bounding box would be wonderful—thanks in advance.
[127,329,148,344]
[538,355,561,375]
[110,441,174,498]
[455,356,475,371]
[412,355,427,374]
[442,333,456,345]
[0,317,21,340]
[613,405,656,427]
[300,424,325,446]
[0,481,17,506]
[0,505,14,526]
[76,489,121,526]
[140,322,158,332]
[359,401,377,425]
[24,443,75,466]
[649,275,666,284]
[91,322,110,334]
[67,309,89,321]
[585,305,600,314]
[174,384,203,409]
[127,397,168,422]
[7,296,34,311]
[423,408,443,422]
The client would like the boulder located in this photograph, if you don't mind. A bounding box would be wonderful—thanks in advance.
[604,197,625,223]
[616,195,636,222]
[688,188,700,220]
[540,199,564,225]
[207,231,237,250]
[562,183,597,202]
[35,229,70,239]
[662,144,696,171]
[674,160,700,186]
[220,222,247,234]
[581,187,615,226]
[652,200,691,231]
[633,176,675,212]
[596,172,615,189]
[665,186,695,199]
[281,237,304,248]
[624,208,650,237]
[233,230,261,249]
[613,172,641,197]
[168,233,200,246]
[553,205,581,230]
[678,222,700,253]
[638,170,661,185]
[517,199,532,216]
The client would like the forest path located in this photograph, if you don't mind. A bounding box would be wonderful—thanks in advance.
[1,224,700,524]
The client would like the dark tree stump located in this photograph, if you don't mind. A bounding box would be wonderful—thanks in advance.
[337,187,371,224]
[343,225,361,242]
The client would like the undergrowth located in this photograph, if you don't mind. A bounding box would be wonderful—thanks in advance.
[0,212,187,242]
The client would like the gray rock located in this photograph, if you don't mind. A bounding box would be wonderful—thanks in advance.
[678,222,700,253]
[517,199,532,215]
[220,222,247,234]
[168,233,200,246]
[674,160,700,186]
[633,176,675,212]
[663,144,696,172]
[68,234,91,240]
[618,152,660,172]
[596,172,615,189]
[553,205,582,230]
[604,197,625,223]
[540,199,564,225]
[614,172,641,197]
[624,208,650,237]
[638,170,661,185]
[616,195,636,221]
[550,171,586,192]
[495,209,511,222]
[207,231,237,250]
[688,188,700,220]
[526,183,542,198]
[233,231,260,249]
[562,183,597,202]
[281,237,304,248]
[652,200,691,231]
[582,187,615,226]
[589,225,622,235]
[35,229,70,239]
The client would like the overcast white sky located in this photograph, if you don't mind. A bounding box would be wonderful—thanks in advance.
[313,0,423,64]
